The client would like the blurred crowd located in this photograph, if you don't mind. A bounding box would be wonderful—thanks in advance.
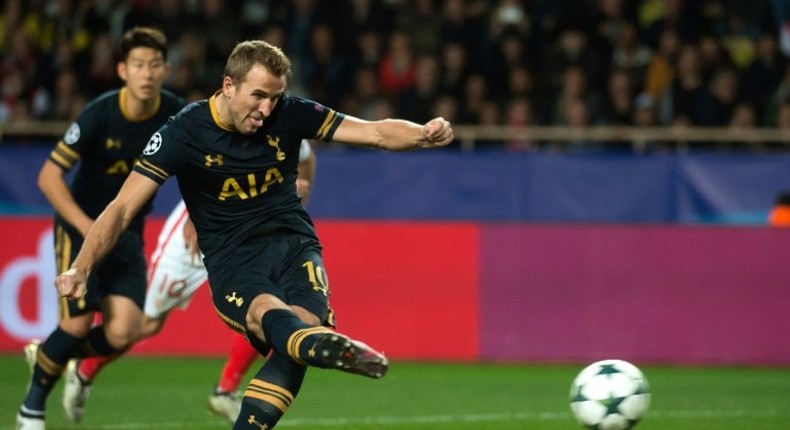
[3,0,790,150]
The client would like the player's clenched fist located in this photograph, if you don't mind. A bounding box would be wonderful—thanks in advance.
[421,117,454,147]
[55,268,88,299]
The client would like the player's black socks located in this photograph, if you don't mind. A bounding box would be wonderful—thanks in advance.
[234,351,306,429]
[23,327,81,411]
[260,308,332,366]
[76,326,127,357]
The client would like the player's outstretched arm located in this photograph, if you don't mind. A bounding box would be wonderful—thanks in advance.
[56,171,160,299]
[332,116,454,151]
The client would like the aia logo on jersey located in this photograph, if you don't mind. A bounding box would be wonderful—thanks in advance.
[143,132,163,155]
[64,123,80,145]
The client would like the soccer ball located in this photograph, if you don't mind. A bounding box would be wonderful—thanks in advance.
[569,359,650,430]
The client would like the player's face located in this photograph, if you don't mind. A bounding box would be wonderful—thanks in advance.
[118,47,169,102]
[225,64,286,135]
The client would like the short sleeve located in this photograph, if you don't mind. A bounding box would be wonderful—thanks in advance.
[286,97,346,142]
[134,119,185,184]
[47,106,102,171]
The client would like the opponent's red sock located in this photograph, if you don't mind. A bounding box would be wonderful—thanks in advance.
[78,354,118,382]
[216,334,260,392]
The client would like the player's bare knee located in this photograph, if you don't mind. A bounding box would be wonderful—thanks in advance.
[245,294,289,337]
[291,305,320,326]
[139,315,165,339]
[104,324,139,350]
[59,315,92,337]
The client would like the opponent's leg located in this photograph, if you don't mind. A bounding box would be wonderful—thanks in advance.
[210,334,263,422]
[77,353,117,381]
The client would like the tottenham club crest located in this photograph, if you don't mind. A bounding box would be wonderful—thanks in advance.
[143,132,163,155]
[64,123,80,145]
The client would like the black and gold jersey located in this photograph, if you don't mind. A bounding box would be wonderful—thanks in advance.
[48,87,185,232]
[134,93,344,262]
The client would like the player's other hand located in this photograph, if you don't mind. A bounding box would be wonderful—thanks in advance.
[421,117,454,147]
[55,268,88,299]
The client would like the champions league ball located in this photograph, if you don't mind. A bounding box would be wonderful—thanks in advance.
[569,359,650,430]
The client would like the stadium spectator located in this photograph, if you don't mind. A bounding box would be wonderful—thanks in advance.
[489,0,530,41]
[470,100,504,150]
[644,27,680,102]
[763,64,790,126]
[610,21,653,91]
[395,0,443,56]
[85,32,118,97]
[774,97,790,134]
[488,30,529,99]
[658,44,710,126]
[352,29,384,69]
[743,32,787,121]
[704,67,741,126]
[49,68,85,121]
[0,67,28,122]
[302,22,353,107]
[396,54,441,123]
[724,102,761,151]
[438,41,470,100]
[377,30,416,98]
[631,92,664,152]
[697,33,736,79]
[503,96,535,151]
[458,72,491,124]
[599,68,636,126]
[546,65,600,126]
[340,65,389,121]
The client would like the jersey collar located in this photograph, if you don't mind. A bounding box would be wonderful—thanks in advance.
[119,87,161,122]
[209,90,236,132]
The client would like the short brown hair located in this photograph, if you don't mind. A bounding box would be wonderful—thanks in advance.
[120,27,168,61]
[224,40,291,83]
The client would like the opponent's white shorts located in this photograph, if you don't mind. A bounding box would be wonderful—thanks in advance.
[143,200,208,318]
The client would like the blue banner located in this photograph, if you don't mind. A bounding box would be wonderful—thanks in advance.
[2,143,787,224]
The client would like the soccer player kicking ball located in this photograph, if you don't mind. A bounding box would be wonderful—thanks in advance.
[58,140,317,423]
[54,40,453,429]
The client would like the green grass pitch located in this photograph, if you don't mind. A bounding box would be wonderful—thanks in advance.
[1,354,789,429]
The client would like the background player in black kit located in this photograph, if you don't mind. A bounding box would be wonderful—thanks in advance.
[55,40,454,430]
[17,27,184,430]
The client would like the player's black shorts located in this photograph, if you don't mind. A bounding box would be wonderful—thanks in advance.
[205,230,334,346]
[54,218,147,318]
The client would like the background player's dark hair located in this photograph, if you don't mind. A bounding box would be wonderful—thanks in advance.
[120,27,168,61]
[224,40,291,84]
[776,191,790,206]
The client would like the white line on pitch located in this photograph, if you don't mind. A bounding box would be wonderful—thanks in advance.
[1,410,784,429]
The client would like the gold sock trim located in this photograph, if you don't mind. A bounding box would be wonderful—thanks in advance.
[36,349,65,376]
[244,379,294,413]
[286,327,333,365]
